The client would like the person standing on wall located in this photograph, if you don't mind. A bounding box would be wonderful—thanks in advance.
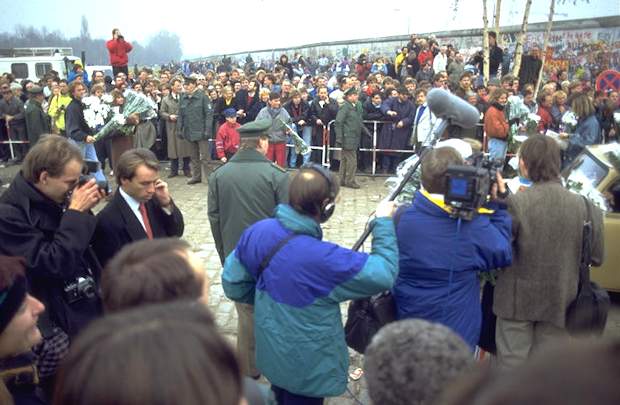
[106,28,133,77]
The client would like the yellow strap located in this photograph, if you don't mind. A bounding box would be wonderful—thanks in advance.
[419,189,495,215]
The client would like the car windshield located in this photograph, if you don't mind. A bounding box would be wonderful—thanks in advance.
[564,151,608,189]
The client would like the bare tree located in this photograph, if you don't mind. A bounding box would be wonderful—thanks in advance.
[534,0,556,98]
[494,0,503,47]
[511,0,533,78]
[482,0,490,86]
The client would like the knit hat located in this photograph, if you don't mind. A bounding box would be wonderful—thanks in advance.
[223,108,237,118]
[0,260,27,336]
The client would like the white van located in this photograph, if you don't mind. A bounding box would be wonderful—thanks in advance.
[0,47,80,82]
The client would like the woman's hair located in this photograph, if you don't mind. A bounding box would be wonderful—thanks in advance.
[552,90,567,104]
[488,88,508,104]
[571,93,595,119]
[519,135,561,183]
[53,301,242,405]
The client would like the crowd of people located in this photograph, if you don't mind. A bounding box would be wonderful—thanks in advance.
[0,26,619,405]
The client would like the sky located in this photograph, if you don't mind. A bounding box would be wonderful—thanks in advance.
[1,0,618,58]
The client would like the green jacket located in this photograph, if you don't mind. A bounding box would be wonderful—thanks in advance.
[334,100,363,150]
[208,148,289,264]
[25,99,51,145]
[178,90,214,141]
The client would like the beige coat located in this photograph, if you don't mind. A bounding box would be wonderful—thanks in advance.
[160,94,192,159]
[493,181,604,328]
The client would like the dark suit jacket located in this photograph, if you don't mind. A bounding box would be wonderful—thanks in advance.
[93,190,184,267]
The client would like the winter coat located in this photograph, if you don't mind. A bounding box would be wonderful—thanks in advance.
[566,114,602,162]
[246,100,267,122]
[335,100,363,150]
[214,96,238,125]
[518,54,543,88]
[222,204,398,397]
[537,105,553,132]
[410,103,438,147]
[494,181,604,328]
[255,107,291,144]
[159,93,192,159]
[0,173,102,337]
[24,99,50,146]
[394,191,512,349]
[484,104,509,140]
[447,61,465,88]
[379,97,415,151]
[47,93,72,132]
[106,38,133,67]
[235,90,260,124]
[284,100,310,128]
[215,121,241,159]
[309,98,339,128]
[178,90,214,142]
[65,98,91,142]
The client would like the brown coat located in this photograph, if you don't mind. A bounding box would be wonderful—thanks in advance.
[160,94,192,159]
[493,181,604,328]
[484,105,508,140]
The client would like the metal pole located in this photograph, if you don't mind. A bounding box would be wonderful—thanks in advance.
[6,121,15,161]
[372,121,377,175]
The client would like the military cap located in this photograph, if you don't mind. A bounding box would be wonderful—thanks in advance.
[344,87,358,97]
[27,85,44,95]
[237,119,272,138]
[183,75,197,84]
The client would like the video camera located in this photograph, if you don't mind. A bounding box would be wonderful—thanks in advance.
[444,153,504,221]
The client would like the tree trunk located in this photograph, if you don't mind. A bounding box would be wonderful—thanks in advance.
[482,0,490,86]
[494,0,502,47]
[534,0,556,98]
[511,0,533,79]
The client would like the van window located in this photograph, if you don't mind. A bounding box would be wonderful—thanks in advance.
[11,63,28,79]
[35,63,52,78]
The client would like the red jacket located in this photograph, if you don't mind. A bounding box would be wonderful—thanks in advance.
[216,122,241,159]
[106,38,133,67]
[418,50,434,68]
[484,105,509,140]
[537,105,553,132]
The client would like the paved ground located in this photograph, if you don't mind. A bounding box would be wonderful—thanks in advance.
[2,160,620,404]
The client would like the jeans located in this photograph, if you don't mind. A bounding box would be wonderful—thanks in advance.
[288,125,312,168]
[488,138,508,162]
[69,139,106,182]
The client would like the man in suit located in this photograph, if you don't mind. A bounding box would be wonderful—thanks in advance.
[93,148,184,267]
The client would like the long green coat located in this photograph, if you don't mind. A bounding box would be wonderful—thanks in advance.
[178,90,214,142]
[208,148,289,264]
[25,99,51,146]
[334,100,363,150]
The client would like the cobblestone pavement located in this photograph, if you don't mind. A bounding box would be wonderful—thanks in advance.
[2,160,620,404]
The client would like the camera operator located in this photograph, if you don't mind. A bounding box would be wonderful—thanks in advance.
[106,28,133,77]
[0,135,104,387]
[392,146,512,350]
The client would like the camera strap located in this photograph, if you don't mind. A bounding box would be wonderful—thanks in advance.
[257,233,300,277]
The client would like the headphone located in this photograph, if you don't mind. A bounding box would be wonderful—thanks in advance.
[301,163,337,223]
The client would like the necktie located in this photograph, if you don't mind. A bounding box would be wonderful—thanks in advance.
[139,203,154,240]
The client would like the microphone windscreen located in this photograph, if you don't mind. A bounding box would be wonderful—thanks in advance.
[427,89,481,129]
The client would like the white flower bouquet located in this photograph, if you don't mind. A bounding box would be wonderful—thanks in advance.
[82,96,112,131]
[561,111,579,133]
[93,90,158,141]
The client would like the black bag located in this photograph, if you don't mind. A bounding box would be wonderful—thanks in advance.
[344,290,397,354]
[478,281,497,354]
[565,197,610,336]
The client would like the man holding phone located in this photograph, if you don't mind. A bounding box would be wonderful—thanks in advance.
[92,148,184,267]
[106,28,133,77]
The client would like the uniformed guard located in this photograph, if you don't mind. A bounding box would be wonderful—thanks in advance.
[208,118,289,379]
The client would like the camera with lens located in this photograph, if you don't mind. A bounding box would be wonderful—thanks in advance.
[63,276,97,304]
[78,160,109,194]
[444,153,504,221]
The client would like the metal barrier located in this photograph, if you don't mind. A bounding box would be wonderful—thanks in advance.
[0,121,29,161]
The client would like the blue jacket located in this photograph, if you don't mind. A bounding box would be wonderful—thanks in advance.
[222,204,398,397]
[393,191,512,349]
[567,114,601,162]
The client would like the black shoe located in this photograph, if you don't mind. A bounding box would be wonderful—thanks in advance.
[187,178,202,185]
[168,172,179,178]
[183,169,192,178]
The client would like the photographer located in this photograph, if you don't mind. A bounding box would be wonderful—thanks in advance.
[393,146,512,350]
[0,135,104,385]
[106,28,133,77]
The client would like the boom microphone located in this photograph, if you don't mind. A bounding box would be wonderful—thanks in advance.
[427,89,481,129]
